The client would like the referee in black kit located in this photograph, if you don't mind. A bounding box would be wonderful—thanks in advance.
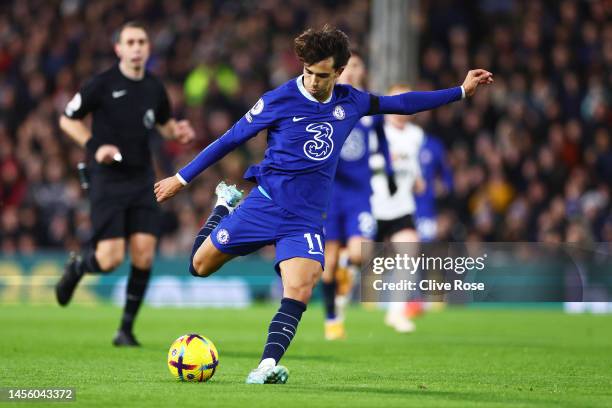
[56,21,194,346]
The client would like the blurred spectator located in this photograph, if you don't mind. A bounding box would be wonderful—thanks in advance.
[414,0,611,243]
[0,0,610,254]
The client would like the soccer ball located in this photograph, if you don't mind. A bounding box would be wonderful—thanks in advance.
[167,334,219,382]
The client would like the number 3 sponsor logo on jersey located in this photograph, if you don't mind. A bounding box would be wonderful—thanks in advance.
[303,122,334,161]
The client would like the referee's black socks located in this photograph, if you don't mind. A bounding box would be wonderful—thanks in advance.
[120,265,151,334]
[189,205,230,276]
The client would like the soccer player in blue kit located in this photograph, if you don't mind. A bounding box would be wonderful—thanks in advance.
[154,26,493,384]
[415,135,454,242]
[321,50,395,340]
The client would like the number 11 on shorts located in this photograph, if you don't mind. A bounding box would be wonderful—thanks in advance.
[304,233,323,255]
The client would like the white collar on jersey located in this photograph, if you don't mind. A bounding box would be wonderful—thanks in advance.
[296,75,333,104]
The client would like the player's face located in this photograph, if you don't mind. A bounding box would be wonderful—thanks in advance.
[303,57,344,102]
[115,27,150,69]
[338,55,366,88]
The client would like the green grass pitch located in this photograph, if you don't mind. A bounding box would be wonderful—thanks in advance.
[1,304,611,407]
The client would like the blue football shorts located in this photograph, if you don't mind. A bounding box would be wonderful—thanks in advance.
[416,216,438,242]
[210,186,325,273]
[324,186,376,243]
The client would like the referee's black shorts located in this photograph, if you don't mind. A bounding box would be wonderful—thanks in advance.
[88,173,161,243]
[376,214,416,242]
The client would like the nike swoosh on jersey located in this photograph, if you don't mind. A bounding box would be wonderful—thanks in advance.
[292,116,307,122]
[282,327,294,335]
[112,90,127,98]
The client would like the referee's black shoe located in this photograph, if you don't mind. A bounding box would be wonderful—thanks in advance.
[55,252,84,306]
[113,330,141,347]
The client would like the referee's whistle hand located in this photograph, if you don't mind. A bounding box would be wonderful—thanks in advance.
[95,145,121,164]
[154,176,184,202]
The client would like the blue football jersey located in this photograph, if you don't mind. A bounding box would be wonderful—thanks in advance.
[334,115,391,195]
[415,135,453,218]
[178,76,462,225]
[335,117,373,190]
[241,77,372,223]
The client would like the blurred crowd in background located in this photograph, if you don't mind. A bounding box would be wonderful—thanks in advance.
[0,0,610,256]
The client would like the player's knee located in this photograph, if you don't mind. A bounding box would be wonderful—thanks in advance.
[284,284,314,303]
[96,240,126,271]
[97,252,124,271]
[324,243,339,268]
[284,273,318,303]
[321,264,335,283]
[347,238,365,265]
[348,252,362,266]
[132,250,154,269]
[130,238,156,269]
[191,256,216,278]
[283,281,312,302]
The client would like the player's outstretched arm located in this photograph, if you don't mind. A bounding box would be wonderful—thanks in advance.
[373,69,493,115]
[154,116,263,202]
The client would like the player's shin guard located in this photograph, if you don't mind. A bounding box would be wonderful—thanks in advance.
[260,297,306,364]
[321,280,337,320]
[189,206,229,276]
[120,265,151,334]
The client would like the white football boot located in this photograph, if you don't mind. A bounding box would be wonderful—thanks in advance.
[245,358,289,384]
[215,181,243,209]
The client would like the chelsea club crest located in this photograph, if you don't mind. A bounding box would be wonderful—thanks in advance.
[216,229,230,245]
[333,105,345,120]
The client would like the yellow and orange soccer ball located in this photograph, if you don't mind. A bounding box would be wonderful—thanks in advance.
[167,334,219,382]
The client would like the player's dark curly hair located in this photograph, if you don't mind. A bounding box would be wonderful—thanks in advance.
[294,25,351,69]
